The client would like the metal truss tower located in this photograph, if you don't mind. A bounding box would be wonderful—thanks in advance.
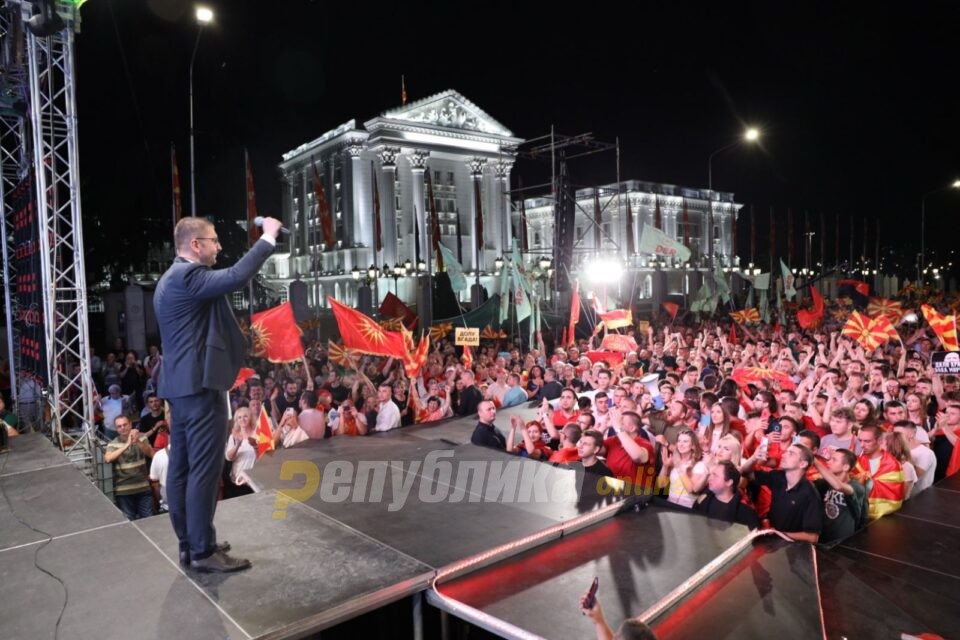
[1,1,97,478]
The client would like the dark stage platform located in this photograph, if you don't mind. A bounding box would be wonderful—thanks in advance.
[4,421,960,639]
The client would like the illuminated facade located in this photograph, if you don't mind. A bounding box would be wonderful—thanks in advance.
[267,90,523,309]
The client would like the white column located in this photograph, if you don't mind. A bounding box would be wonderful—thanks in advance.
[378,146,400,266]
[496,159,514,251]
[407,150,429,264]
[467,157,486,271]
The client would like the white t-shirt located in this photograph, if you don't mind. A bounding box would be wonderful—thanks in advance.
[667,460,708,509]
[902,461,918,499]
[226,436,257,485]
[910,445,937,496]
[148,447,169,508]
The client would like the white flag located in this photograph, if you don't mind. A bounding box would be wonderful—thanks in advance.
[638,224,691,263]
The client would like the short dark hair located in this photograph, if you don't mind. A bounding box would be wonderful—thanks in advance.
[790,443,814,470]
[717,460,740,488]
[834,448,857,470]
[581,429,604,448]
[300,390,317,407]
[798,429,821,451]
[561,423,582,444]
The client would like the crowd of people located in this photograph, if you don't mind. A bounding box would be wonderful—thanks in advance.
[10,292,953,545]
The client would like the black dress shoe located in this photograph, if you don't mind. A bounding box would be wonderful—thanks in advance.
[189,549,251,573]
[179,541,232,567]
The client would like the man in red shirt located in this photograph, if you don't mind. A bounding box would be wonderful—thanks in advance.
[601,411,655,495]
[549,388,581,427]
[548,424,582,464]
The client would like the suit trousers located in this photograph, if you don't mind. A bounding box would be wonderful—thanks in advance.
[167,389,229,560]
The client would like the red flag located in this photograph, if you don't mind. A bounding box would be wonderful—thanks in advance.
[654,194,661,230]
[867,297,904,324]
[921,304,959,352]
[403,334,430,380]
[568,280,581,347]
[682,198,690,246]
[379,291,418,330]
[327,341,361,370]
[600,334,639,353]
[600,309,632,330]
[561,326,568,349]
[728,323,738,345]
[731,367,797,391]
[244,149,259,245]
[250,302,305,363]
[625,196,635,255]
[329,297,406,358]
[730,308,761,324]
[313,160,336,249]
[429,322,453,342]
[946,429,960,477]
[254,404,274,459]
[231,367,256,391]
[796,285,824,329]
[171,144,183,223]
[426,169,443,271]
[842,311,893,351]
[586,351,625,367]
[461,345,473,371]
[372,161,383,253]
[662,302,679,322]
[837,279,870,298]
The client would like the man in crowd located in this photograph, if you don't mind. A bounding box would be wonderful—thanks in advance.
[893,420,937,496]
[471,400,516,451]
[501,373,528,408]
[857,424,905,520]
[743,443,822,542]
[577,429,613,477]
[601,411,655,491]
[105,415,155,520]
[812,448,867,544]
[374,383,401,432]
[456,371,484,416]
[297,390,328,439]
[693,461,760,529]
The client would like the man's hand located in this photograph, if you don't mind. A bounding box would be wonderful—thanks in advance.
[259,216,284,239]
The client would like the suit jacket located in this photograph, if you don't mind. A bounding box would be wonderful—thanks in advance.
[154,239,274,398]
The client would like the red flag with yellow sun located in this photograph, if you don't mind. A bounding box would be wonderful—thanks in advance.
[255,404,274,459]
[329,297,406,358]
[327,341,361,370]
[867,297,904,324]
[842,311,894,351]
[921,304,959,352]
[250,302,305,363]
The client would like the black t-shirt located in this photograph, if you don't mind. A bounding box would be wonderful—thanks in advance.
[753,470,823,535]
[138,412,166,446]
[274,392,301,416]
[457,386,484,416]
[694,491,760,529]
[324,383,350,405]
[538,381,563,401]
[582,459,613,477]
[471,422,506,450]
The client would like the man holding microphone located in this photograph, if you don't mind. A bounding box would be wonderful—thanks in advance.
[154,215,282,572]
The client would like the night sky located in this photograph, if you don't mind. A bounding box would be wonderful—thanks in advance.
[74,1,960,277]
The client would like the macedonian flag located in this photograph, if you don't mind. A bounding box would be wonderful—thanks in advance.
[842,311,894,351]
[599,309,633,330]
[403,333,431,380]
[429,322,453,342]
[250,302,305,363]
[327,340,361,371]
[731,367,797,391]
[729,308,761,324]
[867,297,904,324]
[329,297,406,358]
[921,304,959,352]
[255,404,274,459]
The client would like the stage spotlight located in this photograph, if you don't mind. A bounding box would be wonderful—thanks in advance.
[26,0,65,37]
[584,258,623,285]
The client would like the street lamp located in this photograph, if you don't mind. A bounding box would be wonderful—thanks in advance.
[189,5,214,217]
[921,180,960,280]
[706,127,760,267]
[417,259,427,274]
[494,256,504,272]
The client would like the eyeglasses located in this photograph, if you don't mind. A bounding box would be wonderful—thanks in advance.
[195,237,221,245]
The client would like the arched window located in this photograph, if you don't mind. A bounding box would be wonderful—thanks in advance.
[642,274,653,299]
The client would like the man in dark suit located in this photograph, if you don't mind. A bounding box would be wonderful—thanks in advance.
[154,215,282,572]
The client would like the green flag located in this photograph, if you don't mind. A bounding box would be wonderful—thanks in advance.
[528,294,540,349]
[745,286,755,308]
[759,289,770,323]
[512,262,531,322]
[511,239,532,295]
[780,259,796,301]
[498,264,510,325]
[691,280,711,314]
[713,262,731,304]
[439,244,467,292]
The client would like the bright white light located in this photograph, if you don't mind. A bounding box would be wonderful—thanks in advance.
[744,128,760,142]
[195,6,214,24]
[903,312,918,323]
[953,180,960,189]
[401,131,500,153]
[584,258,623,284]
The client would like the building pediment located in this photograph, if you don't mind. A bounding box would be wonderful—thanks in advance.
[381,89,513,137]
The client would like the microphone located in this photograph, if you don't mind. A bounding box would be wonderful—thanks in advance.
[252,216,290,235]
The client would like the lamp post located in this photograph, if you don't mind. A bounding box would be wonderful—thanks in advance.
[706,127,760,265]
[189,5,214,217]
[920,180,960,283]
[351,264,378,316]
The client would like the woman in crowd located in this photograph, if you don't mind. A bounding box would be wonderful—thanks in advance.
[224,407,257,498]
[659,429,708,508]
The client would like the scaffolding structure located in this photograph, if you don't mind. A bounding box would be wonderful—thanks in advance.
[1,1,97,479]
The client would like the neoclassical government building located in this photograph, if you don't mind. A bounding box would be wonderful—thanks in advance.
[264,89,740,313]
